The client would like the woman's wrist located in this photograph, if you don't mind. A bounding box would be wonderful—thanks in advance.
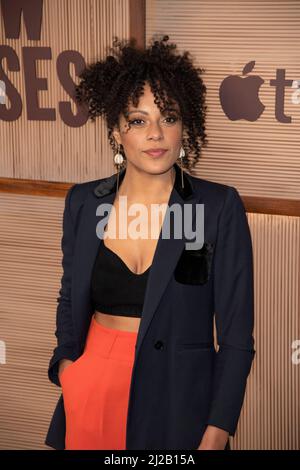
[197,425,229,450]
[58,358,74,377]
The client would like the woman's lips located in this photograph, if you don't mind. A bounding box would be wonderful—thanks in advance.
[143,149,167,157]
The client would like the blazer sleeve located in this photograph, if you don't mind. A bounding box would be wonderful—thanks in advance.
[205,186,256,437]
[47,183,80,387]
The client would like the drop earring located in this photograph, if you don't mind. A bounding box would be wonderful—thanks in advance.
[179,146,185,189]
[114,143,124,193]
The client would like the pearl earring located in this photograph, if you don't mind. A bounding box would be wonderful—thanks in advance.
[114,143,124,165]
[114,144,124,193]
[179,146,185,189]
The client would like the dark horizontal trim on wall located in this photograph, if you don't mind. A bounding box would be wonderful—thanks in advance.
[242,196,300,217]
[0,177,71,198]
[0,177,299,216]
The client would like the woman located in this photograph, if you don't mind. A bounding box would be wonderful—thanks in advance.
[45,35,255,450]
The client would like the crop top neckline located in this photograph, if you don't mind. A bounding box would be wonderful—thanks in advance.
[101,238,152,277]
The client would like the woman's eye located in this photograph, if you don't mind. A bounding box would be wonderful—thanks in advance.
[129,119,144,125]
[128,116,178,125]
[165,116,178,123]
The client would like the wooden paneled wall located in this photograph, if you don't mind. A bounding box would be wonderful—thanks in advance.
[0,0,299,450]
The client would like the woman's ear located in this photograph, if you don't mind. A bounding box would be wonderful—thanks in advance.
[112,128,122,147]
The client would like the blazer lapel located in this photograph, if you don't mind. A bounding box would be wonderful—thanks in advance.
[135,176,199,358]
[72,162,201,358]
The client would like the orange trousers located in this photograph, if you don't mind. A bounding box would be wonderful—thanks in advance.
[60,314,138,450]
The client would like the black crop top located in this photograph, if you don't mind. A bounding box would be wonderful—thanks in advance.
[91,238,151,318]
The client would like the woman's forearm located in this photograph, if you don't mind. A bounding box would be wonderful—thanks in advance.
[197,425,229,450]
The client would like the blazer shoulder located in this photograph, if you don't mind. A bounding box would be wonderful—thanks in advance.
[66,176,106,221]
[189,173,235,194]
[71,177,104,201]
[189,174,241,211]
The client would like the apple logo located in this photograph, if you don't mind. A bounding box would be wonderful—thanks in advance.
[219,61,265,121]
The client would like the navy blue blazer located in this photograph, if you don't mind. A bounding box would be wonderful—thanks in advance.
[45,162,256,450]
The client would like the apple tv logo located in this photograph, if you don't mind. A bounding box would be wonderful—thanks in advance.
[219,60,295,123]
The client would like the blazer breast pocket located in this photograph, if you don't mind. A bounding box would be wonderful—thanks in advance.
[174,242,214,285]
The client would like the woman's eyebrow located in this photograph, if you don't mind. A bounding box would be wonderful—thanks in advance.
[127,109,148,115]
[126,107,180,115]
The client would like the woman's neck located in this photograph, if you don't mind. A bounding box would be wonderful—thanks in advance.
[116,164,176,205]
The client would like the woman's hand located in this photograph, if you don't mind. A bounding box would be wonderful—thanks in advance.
[197,425,229,450]
[58,358,74,383]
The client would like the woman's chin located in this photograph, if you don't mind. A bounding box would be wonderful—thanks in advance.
[139,157,175,174]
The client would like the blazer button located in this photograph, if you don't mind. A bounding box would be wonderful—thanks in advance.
[154,340,164,350]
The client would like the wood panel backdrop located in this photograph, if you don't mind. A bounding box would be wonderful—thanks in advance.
[0,0,299,450]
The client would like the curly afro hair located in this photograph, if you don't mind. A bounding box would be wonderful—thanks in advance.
[75,34,208,171]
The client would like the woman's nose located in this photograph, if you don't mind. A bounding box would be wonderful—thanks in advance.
[147,122,163,140]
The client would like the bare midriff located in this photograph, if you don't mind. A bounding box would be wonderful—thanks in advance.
[94,311,141,333]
